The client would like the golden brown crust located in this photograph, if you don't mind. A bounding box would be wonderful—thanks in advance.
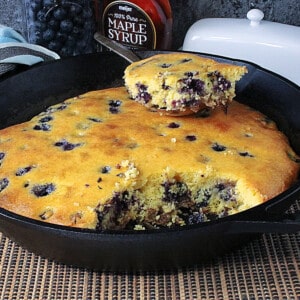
[0,87,298,229]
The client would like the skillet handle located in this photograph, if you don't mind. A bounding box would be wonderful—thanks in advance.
[94,32,141,63]
[220,211,300,234]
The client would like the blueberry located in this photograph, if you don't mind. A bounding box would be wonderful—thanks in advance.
[196,188,211,207]
[32,183,56,197]
[35,21,47,32]
[162,181,190,204]
[47,19,60,31]
[181,58,192,63]
[212,143,226,152]
[101,166,111,174]
[53,7,68,21]
[108,100,122,114]
[48,40,63,52]
[239,151,254,157]
[16,166,34,176]
[168,122,180,128]
[73,16,84,26]
[54,139,81,151]
[33,123,51,131]
[160,63,172,68]
[36,9,47,22]
[109,107,119,114]
[219,190,233,202]
[42,29,55,42]
[39,116,53,123]
[208,71,231,92]
[82,7,93,19]
[0,152,5,160]
[46,103,68,113]
[185,135,197,141]
[135,84,152,104]
[60,19,73,33]
[43,0,54,7]
[72,26,84,38]
[63,142,80,151]
[0,178,9,192]
[54,141,64,147]
[69,4,83,17]
[184,71,197,77]
[213,182,236,202]
[30,1,42,12]
[180,77,205,95]
[188,212,205,225]
[109,100,122,107]
[88,117,102,123]
[96,191,135,230]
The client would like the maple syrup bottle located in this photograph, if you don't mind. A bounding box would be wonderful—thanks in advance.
[102,0,173,50]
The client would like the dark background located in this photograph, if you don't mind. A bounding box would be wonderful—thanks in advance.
[0,0,299,50]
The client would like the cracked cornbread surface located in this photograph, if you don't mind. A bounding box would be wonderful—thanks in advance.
[0,87,298,230]
[124,53,247,113]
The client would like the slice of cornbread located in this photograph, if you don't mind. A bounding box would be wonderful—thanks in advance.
[124,53,247,113]
[0,87,298,230]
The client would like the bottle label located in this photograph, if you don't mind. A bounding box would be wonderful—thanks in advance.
[102,1,156,49]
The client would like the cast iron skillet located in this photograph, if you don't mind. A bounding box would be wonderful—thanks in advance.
[0,51,299,272]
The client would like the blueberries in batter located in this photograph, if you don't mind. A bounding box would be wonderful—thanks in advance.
[185,135,197,141]
[178,72,205,96]
[187,211,205,225]
[39,116,53,123]
[15,166,35,176]
[101,165,111,174]
[31,183,56,197]
[135,83,151,104]
[167,122,180,128]
[108,100,122,114]
[0,152,5,166]
[208,71,231,92]
[212,143,227,152]
[180,58,192,63]
[239,151,254,158]
[160,63,172,68]
[54,139,82,151]
[33,115,54,131]
[87,117,102,123]
[46,103,68,114]
[0,178,9,192]
[162,181,191,204]
[33,123,51,131]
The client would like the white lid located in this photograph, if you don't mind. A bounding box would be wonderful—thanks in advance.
[182,9,300,86]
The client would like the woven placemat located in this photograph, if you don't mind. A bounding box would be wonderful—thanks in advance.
[1,201,299,300]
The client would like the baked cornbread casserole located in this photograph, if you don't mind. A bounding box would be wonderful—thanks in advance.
[124,53,247,113]
[0,86,298,230]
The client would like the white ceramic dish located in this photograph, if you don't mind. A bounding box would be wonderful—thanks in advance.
[182,9,300,86]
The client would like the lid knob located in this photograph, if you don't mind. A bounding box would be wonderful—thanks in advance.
[247,9,264,26]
